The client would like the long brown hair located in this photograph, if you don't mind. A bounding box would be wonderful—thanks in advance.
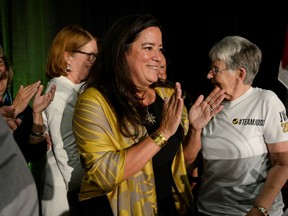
[84,14,163,137]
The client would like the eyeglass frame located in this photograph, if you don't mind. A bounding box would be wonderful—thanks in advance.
[72,50,97,61]
[209,66,230,74]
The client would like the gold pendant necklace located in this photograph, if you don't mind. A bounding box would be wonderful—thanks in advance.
[145,106,156,125]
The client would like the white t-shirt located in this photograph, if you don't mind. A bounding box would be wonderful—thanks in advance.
[197,87,288,216]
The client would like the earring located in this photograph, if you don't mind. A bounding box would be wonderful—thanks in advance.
[65,64,72,73]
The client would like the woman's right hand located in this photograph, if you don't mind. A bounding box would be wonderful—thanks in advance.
[0,105,22,131]
[159,82,184,139]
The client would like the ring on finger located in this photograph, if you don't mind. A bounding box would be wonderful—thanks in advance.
[210,106,214,111]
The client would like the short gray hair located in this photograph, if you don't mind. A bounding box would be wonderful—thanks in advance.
[209,36,262,85]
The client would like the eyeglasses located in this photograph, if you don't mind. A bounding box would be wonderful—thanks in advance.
[209,66,229,74]
[72,50,97,61]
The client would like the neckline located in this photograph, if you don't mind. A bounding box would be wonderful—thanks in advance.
[140,89,156,106]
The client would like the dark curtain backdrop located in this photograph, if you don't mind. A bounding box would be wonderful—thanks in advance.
[0,0,287,104]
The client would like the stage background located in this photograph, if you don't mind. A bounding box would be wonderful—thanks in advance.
[0,0,287,104]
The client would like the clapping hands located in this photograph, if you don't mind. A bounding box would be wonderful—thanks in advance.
[12,81,56,117]
[3,81,56,131]
[13,81,41,117]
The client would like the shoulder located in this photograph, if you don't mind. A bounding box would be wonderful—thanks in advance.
[251,88,286,113]
[77,87,107,107]
[252,87,280,101]
[47,76,79,89]
[79,87,101,99]
[154,86,174,98]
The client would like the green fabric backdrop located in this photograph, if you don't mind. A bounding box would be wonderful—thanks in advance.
[0,0,109,97]
[0,0,56,97]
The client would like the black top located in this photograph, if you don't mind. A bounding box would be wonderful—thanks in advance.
[13,106,47,163]
[145,93,184,215]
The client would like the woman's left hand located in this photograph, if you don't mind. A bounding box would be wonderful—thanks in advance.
[189,87,225,131]
[33,84,56,114]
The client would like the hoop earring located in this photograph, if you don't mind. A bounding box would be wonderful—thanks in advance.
[65,64,72,73]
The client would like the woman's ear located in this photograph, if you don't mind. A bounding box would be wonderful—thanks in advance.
[237,67,246,81]
[64,51,71,63]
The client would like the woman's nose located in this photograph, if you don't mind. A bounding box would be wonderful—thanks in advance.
[207,70,214,79]
[152,51,163,62]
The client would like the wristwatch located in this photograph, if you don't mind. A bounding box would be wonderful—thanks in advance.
[253,204,268,216]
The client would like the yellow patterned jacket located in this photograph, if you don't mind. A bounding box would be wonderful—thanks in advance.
[73,86,194,216]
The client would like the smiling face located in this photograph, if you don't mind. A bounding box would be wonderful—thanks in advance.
[125,26,164,90]
[66,39,98,83]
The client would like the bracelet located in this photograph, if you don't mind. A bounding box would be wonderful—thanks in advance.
[253,204,269,216]
[150,130,167,148]
[30,130,45,137]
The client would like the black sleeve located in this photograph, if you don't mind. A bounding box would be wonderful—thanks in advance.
[13,106,47,163]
